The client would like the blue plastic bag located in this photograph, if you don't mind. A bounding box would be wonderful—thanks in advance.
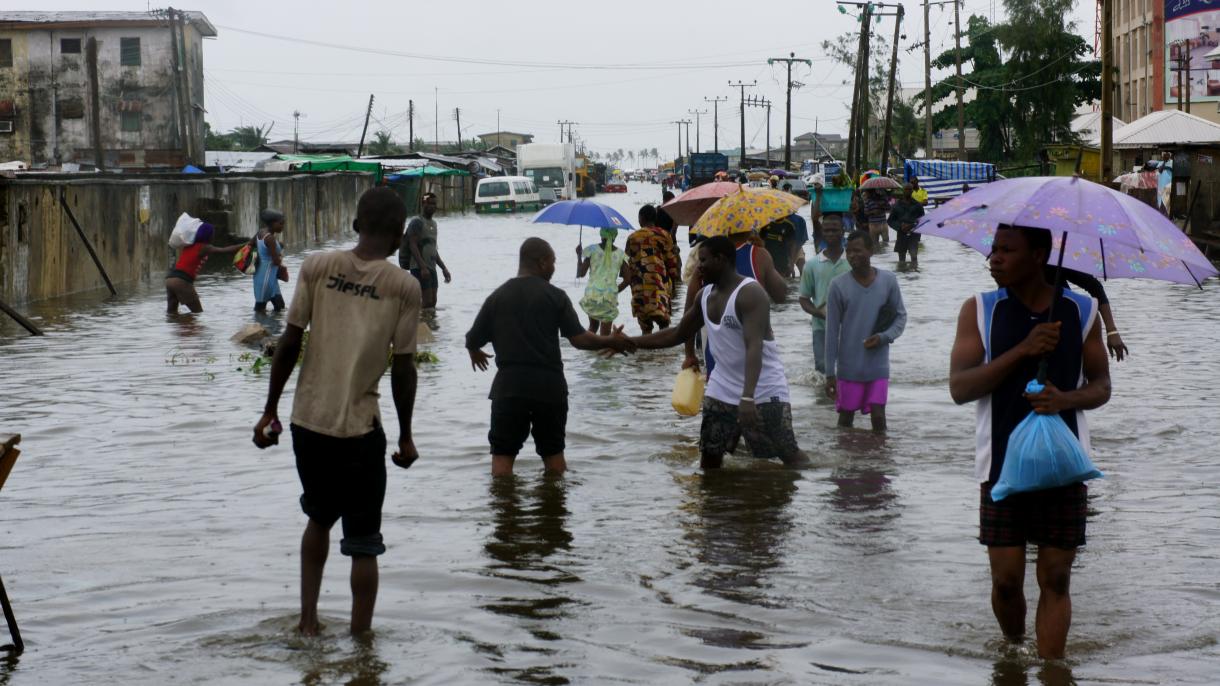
[990,380,1103,502]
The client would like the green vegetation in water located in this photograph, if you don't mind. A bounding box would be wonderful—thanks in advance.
[414,351,440,364]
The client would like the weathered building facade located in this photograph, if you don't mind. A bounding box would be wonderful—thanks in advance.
[0,10,214,169]
[0,171,374,304]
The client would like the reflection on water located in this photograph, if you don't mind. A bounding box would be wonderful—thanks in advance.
[826,431,901,544]
[680,467,798,610]
[482,476,577,684]
[991,656,1078,686]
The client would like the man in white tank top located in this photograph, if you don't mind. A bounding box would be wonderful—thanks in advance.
[630,236,810,469]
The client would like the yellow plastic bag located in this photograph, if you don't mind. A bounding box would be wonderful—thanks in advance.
[670,367,705,417]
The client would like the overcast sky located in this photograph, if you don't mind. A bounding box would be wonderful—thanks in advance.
[51,0,1092,159]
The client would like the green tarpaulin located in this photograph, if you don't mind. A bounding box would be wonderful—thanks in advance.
[393,165,470,177]
[277,155,383,182]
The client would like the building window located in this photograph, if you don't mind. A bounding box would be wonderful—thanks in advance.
[0,39,12,68]
[61,38,82,54]
[120,37,141,66]
[120,111,142,132]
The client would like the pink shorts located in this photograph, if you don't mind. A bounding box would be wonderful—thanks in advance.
[835,378,889,414]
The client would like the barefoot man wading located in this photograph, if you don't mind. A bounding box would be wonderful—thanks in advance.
[949,224,1111,659]
[253,187,423,636]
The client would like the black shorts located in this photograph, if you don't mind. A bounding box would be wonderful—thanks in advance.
[291,424,387,557]
[410,267,439,290]
[979,482,1088,549]
[700,396,801,463]
[488,396,567,458]
[894,230,921,254]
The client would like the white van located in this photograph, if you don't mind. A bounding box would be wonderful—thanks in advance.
[475,176,543,214]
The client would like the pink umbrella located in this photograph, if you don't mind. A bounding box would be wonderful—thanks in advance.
[859,175,902,191]
[660,181,743,226]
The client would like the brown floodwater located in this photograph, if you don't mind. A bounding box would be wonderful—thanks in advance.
[1,183,1218,685]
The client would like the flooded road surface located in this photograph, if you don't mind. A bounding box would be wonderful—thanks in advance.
[2,183,1218,684]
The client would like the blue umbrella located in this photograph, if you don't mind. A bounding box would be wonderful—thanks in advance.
[532,199,635,233]
[533,199,634,276]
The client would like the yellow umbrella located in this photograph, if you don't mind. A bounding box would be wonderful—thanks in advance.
[690,188,808,237]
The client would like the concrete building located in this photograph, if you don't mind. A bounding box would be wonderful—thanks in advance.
[0,10,215,169]
[476,131,533,148]
[1114,0,1164,124]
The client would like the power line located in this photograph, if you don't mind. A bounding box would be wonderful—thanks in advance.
[214,24,785,71]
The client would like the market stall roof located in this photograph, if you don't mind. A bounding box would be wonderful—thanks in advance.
[1070,112,1125,145]
[390,165,470,178]
[272,155,382,181]
[1112,110,1220,149]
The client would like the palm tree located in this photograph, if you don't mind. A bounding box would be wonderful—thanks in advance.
[231,124,270,150]
[367,130,401,156]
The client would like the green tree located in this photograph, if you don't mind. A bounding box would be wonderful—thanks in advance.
[230,124,270,150]
[889,100,923,160]
[367,130,402,156]
[917,14,1015,161]
[204,122,236,151]
[997,0,1099,160]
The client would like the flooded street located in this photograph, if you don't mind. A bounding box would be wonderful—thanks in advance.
[1,182,1218,685]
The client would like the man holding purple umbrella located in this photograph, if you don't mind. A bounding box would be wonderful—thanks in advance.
[949,224,1111,660]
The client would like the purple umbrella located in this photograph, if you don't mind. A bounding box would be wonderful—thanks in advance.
[917,176,1218,286]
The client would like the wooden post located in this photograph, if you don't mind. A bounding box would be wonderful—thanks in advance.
[0,434,23,656]
[880,5,904,174]
[59,189,117,296]
[1100,0,1113,182]
[0,299,42,336]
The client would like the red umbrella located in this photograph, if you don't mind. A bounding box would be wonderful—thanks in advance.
[859,175,901,191]
[660,181,743,226]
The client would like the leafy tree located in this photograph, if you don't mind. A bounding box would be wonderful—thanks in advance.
[997,0,1098,160]
[204,122,236,151]
[365,131,400,156]
[230,125,270,150]
[889,100,923,160]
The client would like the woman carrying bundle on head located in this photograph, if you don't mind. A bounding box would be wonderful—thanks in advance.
[166,222,252,314]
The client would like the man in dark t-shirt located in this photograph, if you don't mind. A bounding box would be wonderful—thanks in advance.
[759,216,796,277]
[465,237,635,476]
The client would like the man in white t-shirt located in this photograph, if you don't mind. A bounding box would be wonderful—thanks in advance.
[253,187,422,636]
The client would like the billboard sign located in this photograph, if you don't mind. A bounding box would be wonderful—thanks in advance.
[1166,0,1220,103]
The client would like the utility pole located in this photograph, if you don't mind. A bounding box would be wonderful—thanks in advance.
[745,96,773,165]
[293,110,301,154]
[705,96,728,154]
[670,120,689,165]
[923,0,933,157]
[557,120,577,143]
[357,94,375,157]
[1100,0,1113,182]
[681,119,692,157]
[843,1,873,176]
[768,52,812,169]
[408,100,414,151]
[954,0,965,159]
[880,5,904,174]
[729,80,756,167]
[434,87,439,153]
[688,109,707,153]
[1186,40,1192,114]
[454,107,463,149]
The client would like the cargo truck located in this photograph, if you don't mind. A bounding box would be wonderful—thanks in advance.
[517,143,577,205]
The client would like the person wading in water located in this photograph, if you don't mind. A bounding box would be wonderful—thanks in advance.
[253,187,423,636]
[949,224,1111,659]
[629,236,810,470]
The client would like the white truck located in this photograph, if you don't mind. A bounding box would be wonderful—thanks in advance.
[516,142,577,205]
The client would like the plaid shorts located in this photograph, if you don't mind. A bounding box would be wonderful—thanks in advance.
[701,396,801,463]
[979,482,1088,549]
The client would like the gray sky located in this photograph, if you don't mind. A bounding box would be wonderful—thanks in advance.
[52,0,1093,160]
